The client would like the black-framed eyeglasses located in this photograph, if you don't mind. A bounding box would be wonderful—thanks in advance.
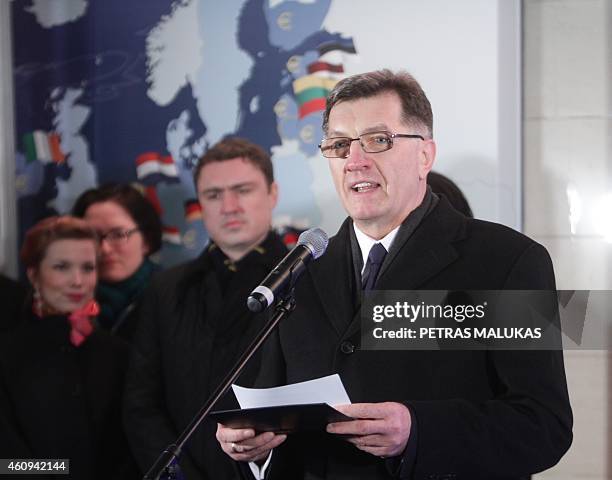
[319,131,425,159]
[98,227,140,244]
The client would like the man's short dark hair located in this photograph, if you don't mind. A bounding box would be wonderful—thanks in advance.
[322,69,433,138]
[72,183,163,255]
[193,137,274,189]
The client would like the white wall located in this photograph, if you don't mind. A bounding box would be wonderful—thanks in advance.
[524,0,612,478]
[321,0,522,230]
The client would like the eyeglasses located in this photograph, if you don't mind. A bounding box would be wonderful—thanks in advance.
[319,131,425,159]
[98,227,140,244]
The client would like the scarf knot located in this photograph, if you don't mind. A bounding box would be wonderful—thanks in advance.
[67,300,99,346]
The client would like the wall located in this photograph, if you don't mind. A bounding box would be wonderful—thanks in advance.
[524,0,612,478]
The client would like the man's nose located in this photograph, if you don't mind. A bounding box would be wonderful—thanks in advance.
[221,191,241,213]
[345,140,371,171]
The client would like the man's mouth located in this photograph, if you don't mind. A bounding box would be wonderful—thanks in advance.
[351,181,379,193]
[224,219,244,228]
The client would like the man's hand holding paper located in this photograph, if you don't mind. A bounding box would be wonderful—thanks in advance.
[215,374,351,463]
[327,402,412,458]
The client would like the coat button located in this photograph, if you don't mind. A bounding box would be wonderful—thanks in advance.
[340,341,355,354]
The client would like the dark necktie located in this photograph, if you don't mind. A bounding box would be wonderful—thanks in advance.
[362,243,387,290]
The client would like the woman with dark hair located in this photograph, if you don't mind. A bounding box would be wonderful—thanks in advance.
[0,216,137,479]
[73,183,162,340]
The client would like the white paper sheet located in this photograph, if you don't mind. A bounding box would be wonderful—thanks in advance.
[232,374,351,409]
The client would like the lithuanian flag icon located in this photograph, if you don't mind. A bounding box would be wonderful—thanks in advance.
[292,75,338,119]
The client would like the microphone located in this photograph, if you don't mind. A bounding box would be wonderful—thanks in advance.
[247,228,328,313]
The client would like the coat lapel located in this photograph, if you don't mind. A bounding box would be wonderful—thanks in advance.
[379,197,467,289]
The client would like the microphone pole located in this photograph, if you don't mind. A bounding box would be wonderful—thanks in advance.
[143,291,296,480]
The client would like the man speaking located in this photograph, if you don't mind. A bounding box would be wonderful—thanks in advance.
[217,70,572,479]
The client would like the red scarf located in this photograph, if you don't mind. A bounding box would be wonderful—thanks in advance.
[67,300,99,347]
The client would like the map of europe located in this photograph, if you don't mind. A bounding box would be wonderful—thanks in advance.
[12,0,357,266]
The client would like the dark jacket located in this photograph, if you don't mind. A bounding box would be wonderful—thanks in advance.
[254,198,572,480]
[0,311,137,479]
[124,232,288,479]
[0,275,27,332]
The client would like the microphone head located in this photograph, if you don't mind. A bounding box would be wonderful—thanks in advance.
[297,228,328,259]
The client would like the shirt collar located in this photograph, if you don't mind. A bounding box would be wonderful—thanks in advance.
[352,223,400,274]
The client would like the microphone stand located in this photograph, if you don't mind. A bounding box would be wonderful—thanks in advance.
[143,292,297,480]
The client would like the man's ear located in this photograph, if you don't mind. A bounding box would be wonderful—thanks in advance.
[269,181,279,209]
[419,139,436,180]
